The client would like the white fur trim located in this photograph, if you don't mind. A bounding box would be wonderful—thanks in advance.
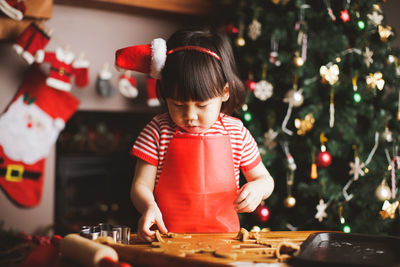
[12,44,23,55]
[55,47,75,64]
[22,51,35,64]
[150,38,167,79]
[0,0,23,20]
[54,118,65,130]
[73,59,90,68]
[46,78,72,91]
[99,69,112,80]
[35,50,45,63]
[147,98,161,107]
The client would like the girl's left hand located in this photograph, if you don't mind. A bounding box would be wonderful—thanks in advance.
[234,179,266,213]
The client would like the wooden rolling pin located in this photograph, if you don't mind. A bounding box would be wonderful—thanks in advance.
[60,234,119,266]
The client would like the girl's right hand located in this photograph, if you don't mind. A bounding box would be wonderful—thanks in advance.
[137,204,168,242]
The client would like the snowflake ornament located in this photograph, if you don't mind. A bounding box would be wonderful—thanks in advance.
[363,47,373,68]
[315,199,328,222]
[320,64,339,85]
[248,19,262,41]
[349,156,365,181]
[367,11,383,26]
[254,80,273,101]
[263,129,278,149]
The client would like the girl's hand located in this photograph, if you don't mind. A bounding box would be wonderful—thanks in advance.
[137,204,168,242]
[234,179,266,213]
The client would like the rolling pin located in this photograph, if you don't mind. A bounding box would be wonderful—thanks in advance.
[60,233,119,266]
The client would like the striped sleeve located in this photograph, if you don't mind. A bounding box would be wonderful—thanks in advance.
[239,124,262,172]
[131,116,160,166]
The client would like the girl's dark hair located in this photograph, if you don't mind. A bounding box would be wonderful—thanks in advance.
[158,27,245,115]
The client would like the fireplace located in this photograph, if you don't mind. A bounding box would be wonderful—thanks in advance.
[55,111,155,235]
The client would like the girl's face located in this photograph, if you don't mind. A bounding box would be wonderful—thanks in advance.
[166,86,229,134]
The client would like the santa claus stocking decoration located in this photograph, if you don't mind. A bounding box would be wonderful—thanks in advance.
[118,70,138,99]
[0,0,25,20]
[12,22,51,65]
[0,65,79,207]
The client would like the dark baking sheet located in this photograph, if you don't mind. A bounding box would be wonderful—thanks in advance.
[291,232,400,267]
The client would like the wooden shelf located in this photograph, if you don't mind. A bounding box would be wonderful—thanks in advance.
[57,0,215,16]
[0,0,52,39]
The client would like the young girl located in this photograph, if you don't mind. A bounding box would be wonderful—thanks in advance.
[115,27,274,242]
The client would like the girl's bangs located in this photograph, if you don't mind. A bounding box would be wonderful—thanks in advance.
[161,52,226,102]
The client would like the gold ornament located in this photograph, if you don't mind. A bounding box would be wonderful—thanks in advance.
[271,0,290,4]
[293,51,304,67]
[378,25,393,42]
[283,196,296,208]
[397,110,400,121]
[283,88,304,107]
[294,113,315,135]
[382,126,393,142]
[375,179,391,201]
[379,200,399,219]
[366,72,385,90]
[236,37,246,47]
[320,64,339,85]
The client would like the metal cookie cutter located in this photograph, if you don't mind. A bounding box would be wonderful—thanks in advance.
[80,223,131,244]
[80,225,100,240]
[112,225,131,244]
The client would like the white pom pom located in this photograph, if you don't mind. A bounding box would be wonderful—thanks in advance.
[150,38,167,79]
[54,118,65,130]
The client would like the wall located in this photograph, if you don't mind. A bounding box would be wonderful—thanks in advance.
[0,3,187,234]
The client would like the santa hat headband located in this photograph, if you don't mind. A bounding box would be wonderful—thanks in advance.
[115,38,221,79]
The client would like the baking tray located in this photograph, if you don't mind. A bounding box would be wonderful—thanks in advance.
[291,232,400,267]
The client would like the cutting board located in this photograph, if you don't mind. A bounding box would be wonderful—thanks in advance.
[108,231,318,267]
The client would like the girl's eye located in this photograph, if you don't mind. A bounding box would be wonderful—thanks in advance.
[173,103,184,107]
[198,104,208,108]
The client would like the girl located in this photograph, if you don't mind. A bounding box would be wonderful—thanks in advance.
[116,27,274,242]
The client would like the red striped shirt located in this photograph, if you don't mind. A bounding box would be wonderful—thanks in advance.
[131,113,262,187]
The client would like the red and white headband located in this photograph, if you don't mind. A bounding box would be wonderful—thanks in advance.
[115,38,221,79]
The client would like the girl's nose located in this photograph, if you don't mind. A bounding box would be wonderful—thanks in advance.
[186,106,198,120]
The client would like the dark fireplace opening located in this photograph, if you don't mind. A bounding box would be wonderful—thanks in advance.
[55,110,155,236]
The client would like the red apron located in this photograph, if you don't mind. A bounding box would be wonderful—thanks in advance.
[154,120,240,233]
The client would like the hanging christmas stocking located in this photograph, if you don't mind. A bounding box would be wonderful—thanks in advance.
[0,64,79,207]
[146,77,160,107]
[0,0,25,20]
[118,70,138,98]
[96,63,116,97]
[12,22,51,64]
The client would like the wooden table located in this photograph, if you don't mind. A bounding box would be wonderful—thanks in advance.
[108,231,319,267]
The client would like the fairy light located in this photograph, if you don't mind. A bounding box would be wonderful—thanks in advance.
[357,20,365,30]
[244,112,252,122]
[353,92,362,103]
[343,225,351,233]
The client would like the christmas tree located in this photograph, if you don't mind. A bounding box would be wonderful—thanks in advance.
[219,0,400,234]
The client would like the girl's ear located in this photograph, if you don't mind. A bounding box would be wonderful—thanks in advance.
[222,83,230,102]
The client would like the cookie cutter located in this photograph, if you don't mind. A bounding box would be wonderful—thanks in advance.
[80,223,131,244]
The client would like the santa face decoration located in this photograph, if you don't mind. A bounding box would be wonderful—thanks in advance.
[0,96,65,165]
[0,65,79,207]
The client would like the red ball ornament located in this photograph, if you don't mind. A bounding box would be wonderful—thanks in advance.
[254,203,270,222]
[244,79,256,91]
[225,24,239,35]
[317,151,332,167]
